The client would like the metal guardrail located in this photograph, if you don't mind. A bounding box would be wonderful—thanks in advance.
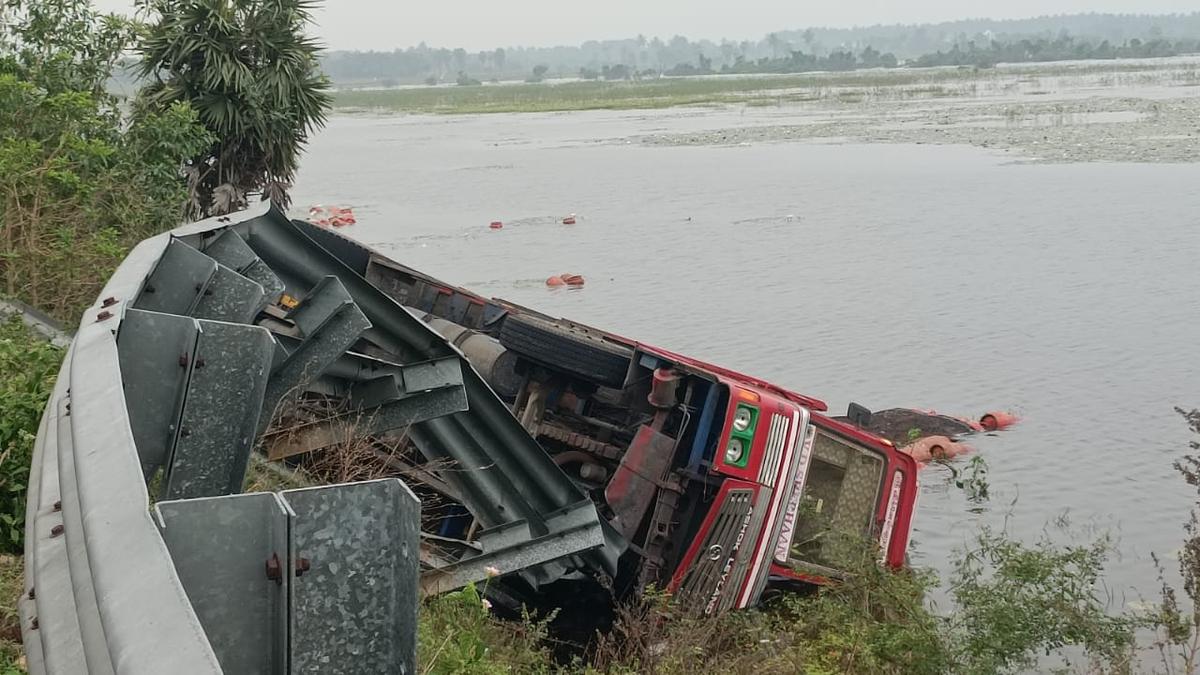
[19,203,613,673]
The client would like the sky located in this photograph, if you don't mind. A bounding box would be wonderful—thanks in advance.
[93,0,1200,51]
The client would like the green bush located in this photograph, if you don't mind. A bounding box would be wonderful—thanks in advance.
[0,318,62,554]
[419,582,556,674]
[0,1,213,323]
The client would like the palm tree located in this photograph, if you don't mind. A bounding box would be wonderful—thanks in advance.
[136,0,331,218]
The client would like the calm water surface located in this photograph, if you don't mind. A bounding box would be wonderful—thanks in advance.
[293,108,1200,603]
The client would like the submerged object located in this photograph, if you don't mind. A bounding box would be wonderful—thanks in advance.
[980,411,1019,431]
[308,205,357,227]
[901,435,974,463]
[546,273,585,287]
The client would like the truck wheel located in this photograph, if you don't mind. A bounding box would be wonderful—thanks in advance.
[499,314,632,387]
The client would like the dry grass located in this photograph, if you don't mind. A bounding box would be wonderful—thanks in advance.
[0,555,26,673]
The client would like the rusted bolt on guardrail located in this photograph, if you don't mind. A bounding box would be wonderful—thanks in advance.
[52,501,61,512]
[266,553,283,585]
[96,310,113,322]
[266,554,312,583]
[50,524,64,538]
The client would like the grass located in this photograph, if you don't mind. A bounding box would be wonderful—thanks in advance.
[332,58,1199,115]
[0,555,24,674]
[0,318,62,554]
[332,69,998,114]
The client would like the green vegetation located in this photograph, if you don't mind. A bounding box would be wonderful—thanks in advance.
[332,68,994,114]
[0,1,212,321]
[420,583,558,674]
[0,319,60,674]
[331,57,1197,115]
[0,0,330,665]
[321,13,1200,87]
[0,318,62,554]
[137,0,332,217]
[1,555,22,673]
[418,526,1143,674]
[913,36,1200,69]
[412,409,1199,675]
[1148,408,1200,672]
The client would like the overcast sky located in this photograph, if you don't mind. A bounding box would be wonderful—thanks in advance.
[94,1,1199,51]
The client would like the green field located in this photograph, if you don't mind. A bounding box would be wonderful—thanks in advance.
[330,59,1191,114]
[331,69,997,114]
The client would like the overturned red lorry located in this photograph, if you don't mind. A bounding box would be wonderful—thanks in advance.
[353,251,922,613]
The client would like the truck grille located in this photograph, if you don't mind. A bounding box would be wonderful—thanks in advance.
[757,413,790,486]
[676,488,758,615]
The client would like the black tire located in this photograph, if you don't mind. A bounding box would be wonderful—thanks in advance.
[499,314,632,387]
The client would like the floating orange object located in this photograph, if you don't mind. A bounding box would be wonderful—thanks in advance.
[954,416,986,432]
[562,215,577,224]
[901,435,973,463]
[309,205,357,227]
[979,411,1019,431]
[489,221,503,229]
[546,273,585,288]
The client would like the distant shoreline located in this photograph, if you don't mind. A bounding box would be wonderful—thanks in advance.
[330,55,1200,115]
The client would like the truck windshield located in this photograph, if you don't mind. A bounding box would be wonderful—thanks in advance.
[786,430,885,573]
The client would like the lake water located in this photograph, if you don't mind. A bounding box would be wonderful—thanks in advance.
[293,104,1200,608]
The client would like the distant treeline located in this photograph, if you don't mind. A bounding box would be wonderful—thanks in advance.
[660,47,898,77]
[321,13,1200,86]
[912,35,1200,68]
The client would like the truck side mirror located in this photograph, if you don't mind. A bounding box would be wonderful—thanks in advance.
[846,402,872,428]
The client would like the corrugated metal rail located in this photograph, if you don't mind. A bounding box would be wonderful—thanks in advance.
[19,204,611,673]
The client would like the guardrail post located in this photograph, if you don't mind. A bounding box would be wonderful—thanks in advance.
[155,479,420,674]
[161,320,275,499]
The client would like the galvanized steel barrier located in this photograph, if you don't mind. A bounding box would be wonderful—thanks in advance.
[19,203,614,673]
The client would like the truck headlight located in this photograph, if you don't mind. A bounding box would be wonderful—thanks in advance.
[725,438,745,464]
[733,406,754,432]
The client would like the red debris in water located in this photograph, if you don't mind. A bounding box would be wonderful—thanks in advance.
[562,214,577,225]
[308,205,356,227]
[546,273,585,288]
[489,221,504,229]
[979,411,1019,431]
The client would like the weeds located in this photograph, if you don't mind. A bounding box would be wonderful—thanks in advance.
[951,455,991,504]
[0,555,22,673]
[1146,408,1200,674]
[0,317,62,553]
[419,583,556,675]
[950,529,1136,673]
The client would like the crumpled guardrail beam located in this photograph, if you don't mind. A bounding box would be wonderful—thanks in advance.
[20,218,234,674]
[20,201,619,673]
